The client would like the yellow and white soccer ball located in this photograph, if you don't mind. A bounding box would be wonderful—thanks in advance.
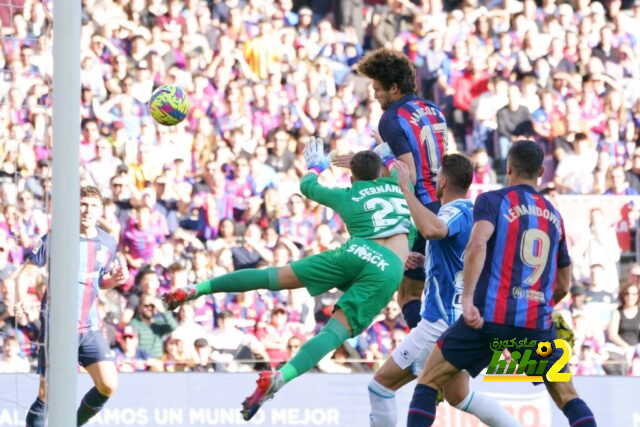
[148,84,191,126]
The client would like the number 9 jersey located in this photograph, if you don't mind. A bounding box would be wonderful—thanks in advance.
[472,184,571,330]
[299,169,412,240]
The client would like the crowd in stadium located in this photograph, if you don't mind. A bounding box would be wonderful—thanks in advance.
[0,0,639,377]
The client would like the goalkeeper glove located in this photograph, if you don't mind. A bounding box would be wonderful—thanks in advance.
[373,143,396,169]
[304,137,330,174]
[551,311,575,350]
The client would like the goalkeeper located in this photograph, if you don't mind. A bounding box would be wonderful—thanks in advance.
[162,139,412,421]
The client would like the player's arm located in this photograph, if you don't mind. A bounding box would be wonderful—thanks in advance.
[462,220,494,329]
[299,137,349,211]
[299,172,348,212]
[463,220,494,298]
[380,118,417,185]
[394,160,447,239]
[101,248,129,290]
[551,227,572,305]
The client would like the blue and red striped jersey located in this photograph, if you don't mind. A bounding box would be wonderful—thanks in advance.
[30,229,117,332]
[378,94,447,206]
[472,185,570,330]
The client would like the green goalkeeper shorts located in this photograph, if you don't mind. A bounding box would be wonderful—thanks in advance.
[290,237,404,335]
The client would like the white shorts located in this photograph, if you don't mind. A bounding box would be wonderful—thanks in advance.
[390,318,449,376]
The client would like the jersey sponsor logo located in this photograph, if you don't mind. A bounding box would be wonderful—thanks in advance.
[438,207,459,222]
[346,244,390,271]
[351,184,403,202]
[502,204,562,234]
[512,287,546,303]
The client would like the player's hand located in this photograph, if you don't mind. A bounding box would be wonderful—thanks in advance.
[111,253,129,287]
[12,302,24,319]
[392,160,411,191]
[371,130,384,145]
[462,295,484,329]
[331,153,354,169]
[404,252,425,270]
[304,137,330,174]
[373,143,395,168]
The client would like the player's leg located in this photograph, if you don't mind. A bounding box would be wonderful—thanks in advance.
[241,309,353,421]
[163,265,302,309]
[26,336,47,427]
[369,318,441,427]
[241,241,403,421]
[77,331,118,426]
[26,376,46,427]
[78,361,118,425]
[407,345,460,426]
[442,371,520,427]
[398,235,427,329]
[397,276,423,328]
[545,381,596,426]
[407,318,495,427]
[368,349,415,427]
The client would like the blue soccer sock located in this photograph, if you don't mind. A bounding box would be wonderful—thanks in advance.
[26,397,45,427]
[402,299,422,329]
[407,384,437,427]
[77,387,110,426]
[562,398,596,427]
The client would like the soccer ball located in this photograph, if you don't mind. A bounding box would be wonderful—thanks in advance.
[148,84,191,126]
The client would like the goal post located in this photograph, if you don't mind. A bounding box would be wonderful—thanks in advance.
[48,0,81,425]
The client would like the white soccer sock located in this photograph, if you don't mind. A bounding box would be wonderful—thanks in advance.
[368,378,398,427]
[456,391,520,427]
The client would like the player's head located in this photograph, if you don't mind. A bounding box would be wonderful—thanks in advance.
[80,186,103,230]
[350,151,382,181]
[506,140,545,183]
[356,48,416,110]
[437,153,473,198]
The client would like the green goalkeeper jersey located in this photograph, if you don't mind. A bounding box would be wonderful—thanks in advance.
[300,170,412,240]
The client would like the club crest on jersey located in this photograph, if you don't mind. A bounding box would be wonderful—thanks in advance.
[346,244,389,271]
[96,249,109,265]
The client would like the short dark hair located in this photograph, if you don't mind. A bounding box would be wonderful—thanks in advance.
[80,185,103,203]
[441,154,473,192]
[507,140,544,179]
[356,48,416,94]
[350,151,382,181]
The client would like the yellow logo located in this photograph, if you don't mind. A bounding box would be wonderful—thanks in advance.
[483,339,572,383]
[536,341,553,358]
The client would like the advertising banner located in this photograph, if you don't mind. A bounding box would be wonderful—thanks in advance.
[0,373,637,426]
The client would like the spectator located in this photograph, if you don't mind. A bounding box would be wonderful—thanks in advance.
[128,294,177,359]
[0,335,30,373]
[361,299,407,362]
[554,133,598,194]
[584,264,617,330]
[496,84,533,174]
[162,337,192,372]
[256,304,303,368]
[114,325,161,373]
[192,337,214,372]
[583,208,622,294]
[606,283,640,364]
[171,303,207,357]
[604,165,639,195]
[208,310,268,372]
